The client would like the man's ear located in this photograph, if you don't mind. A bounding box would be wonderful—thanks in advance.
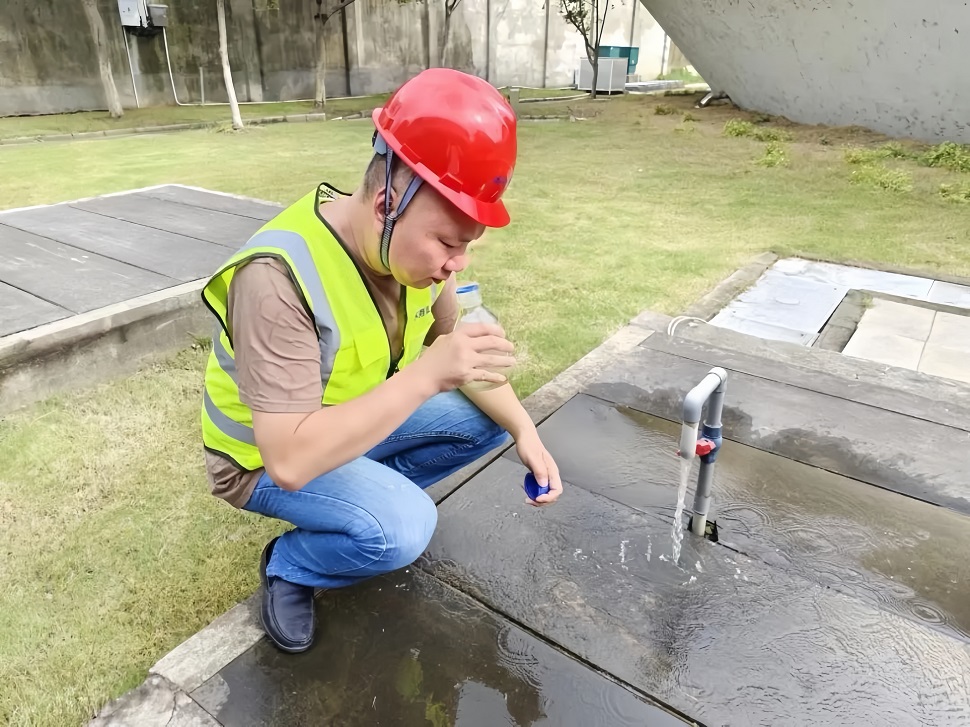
[371,183,399,227]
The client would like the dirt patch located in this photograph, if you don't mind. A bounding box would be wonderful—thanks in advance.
[525,91,932,152]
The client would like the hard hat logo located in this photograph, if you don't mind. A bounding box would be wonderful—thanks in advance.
[371,68,518,230]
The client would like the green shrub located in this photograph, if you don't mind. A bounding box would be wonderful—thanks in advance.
[850,165,913,192]
[724,118,792,142]
[919,142,970,173]
[757,141,789,168]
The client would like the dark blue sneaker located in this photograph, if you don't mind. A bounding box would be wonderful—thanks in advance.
[258,536,315,653]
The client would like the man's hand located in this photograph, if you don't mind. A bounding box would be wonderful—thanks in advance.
[515,430,563,507]
[414,322,516,393]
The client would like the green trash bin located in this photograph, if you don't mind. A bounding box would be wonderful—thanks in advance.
[627,47,639,75]
[597,46,639,76]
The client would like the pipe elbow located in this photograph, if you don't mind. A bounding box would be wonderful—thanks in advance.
[682,368,727,423]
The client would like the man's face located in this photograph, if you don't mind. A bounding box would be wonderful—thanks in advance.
[378,184,486,288]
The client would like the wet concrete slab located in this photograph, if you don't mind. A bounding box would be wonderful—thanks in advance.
[504,393,970,643]
[423,456,970,727]
[192,568,689,727]
[583,344,970,516]
[125,313,970,727]
[639,330,970,430]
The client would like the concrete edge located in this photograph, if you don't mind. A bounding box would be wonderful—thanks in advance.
[860,288,970,318]
[126,314,658,709]
[0,112,336,148]
[632,307,970,409]
[164,183,284,209]
[87,674,220,727]
[681,251,778,320]
[815,287,970,355]
[0,280,210,417]
[150,597,264,695]
[814,289,866,352]
[792,252,970,290]
[0,183,175,216]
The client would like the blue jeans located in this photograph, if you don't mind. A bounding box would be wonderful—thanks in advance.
[242,391,510,589]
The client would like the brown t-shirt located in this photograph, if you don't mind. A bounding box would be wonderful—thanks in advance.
[204,251,460,509]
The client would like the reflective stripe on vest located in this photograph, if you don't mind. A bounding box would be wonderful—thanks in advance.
[200,188,437,471]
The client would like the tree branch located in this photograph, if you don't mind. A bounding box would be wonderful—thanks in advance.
[595,0,611,48]
[316,0,358,26]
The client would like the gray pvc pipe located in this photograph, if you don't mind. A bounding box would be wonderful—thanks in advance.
[682,367,727,425]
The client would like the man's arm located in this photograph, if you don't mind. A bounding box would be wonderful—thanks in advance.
[424,277,561,503]
[460,381,562,506]
[253,367,437,490]
[229,262,514,491]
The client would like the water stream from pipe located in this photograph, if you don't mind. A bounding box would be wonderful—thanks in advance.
[671,457,693,563]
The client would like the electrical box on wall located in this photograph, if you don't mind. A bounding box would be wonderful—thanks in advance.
[118,0,150,27]
[147,4,168,26]
[118,0,168,31]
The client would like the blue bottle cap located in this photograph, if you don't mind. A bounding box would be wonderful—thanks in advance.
[524,472,550,501]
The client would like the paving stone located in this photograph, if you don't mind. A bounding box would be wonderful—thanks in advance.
[928,280,970,308]
[0,224,176,313]
[0,280,70,336]
[842,327,925,369]
[1,204,233,282]
[919,345,970,385]
[857,298,936,341]
[136,186,282,221]
[707,308,820,345]
[88,675,220,727]
[927,312,970,355]
[773,258,935,298]
[71,195,264,248]
[708,267,847,337]
[585,344,970,514]
[191,569,688,727]
[425,457,970,727]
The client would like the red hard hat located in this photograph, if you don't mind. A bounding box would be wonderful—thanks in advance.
[372,68,517,228]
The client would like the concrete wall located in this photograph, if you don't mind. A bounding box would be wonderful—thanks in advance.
[0,0,667,117]
[642,0,969,143]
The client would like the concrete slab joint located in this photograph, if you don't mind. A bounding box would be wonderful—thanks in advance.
[87,674,219,727]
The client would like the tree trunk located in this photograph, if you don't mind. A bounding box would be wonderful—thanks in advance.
[439,11,453,67]
[81,0,124,118]
[589,51,598,100]
[217,0,244,130]
[314,22,327,110]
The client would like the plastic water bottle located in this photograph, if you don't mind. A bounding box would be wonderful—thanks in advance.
[457,282,509,391]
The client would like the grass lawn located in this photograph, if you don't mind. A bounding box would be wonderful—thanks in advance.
[0,87,574,140]
[1,92,969,726]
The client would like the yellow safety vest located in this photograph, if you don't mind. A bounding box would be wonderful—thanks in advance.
[200,187,438,471]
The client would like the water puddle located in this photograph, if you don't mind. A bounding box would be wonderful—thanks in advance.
[191,568,690,726]
[516,393,970,643]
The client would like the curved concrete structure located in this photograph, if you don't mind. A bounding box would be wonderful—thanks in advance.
[642,0,968,143]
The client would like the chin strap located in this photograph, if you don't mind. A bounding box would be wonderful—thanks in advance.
[373,132,424,271]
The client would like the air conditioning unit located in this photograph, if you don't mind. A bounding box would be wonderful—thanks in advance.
[576,58,627,93]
